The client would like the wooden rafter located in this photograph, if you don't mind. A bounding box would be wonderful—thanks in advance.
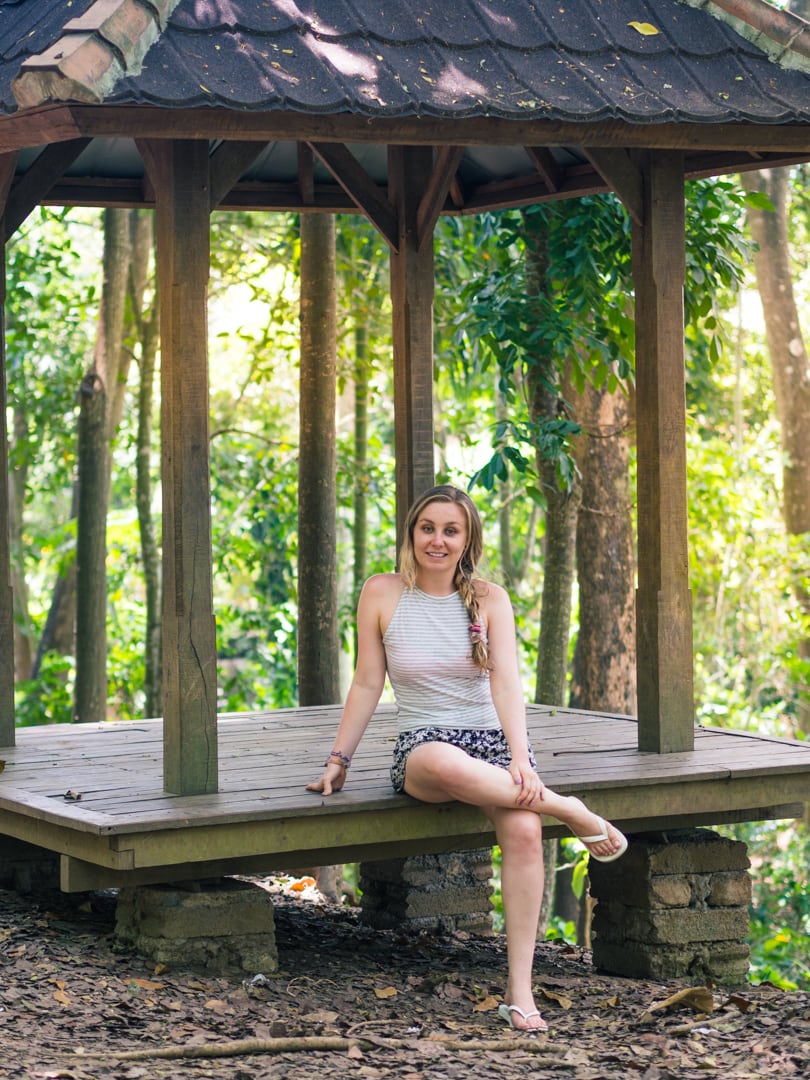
[296,142,315,205]
[208,139,268,210]
[525,145,563,193]
[307,141,398,249]
[4,138,90,238]
[21,104,810,155]
[584,147,643,225]
[415,145,464,250]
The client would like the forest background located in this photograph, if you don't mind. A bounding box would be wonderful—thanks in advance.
[5,163,809,990]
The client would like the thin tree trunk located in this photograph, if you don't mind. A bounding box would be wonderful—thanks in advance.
[741,168,810,734]
[497,380,540,590]
[297,213,339,706]
[352,321,369,662]
[129,210,162,718]
[569,377,636,715]
[74,208,130,723]
[32,487,77,677]
[522,210,582,932]
[9,404,32,679]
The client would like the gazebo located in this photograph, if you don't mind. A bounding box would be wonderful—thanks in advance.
[1,5,810,971]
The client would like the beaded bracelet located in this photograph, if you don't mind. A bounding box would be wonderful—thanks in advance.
[325,749,352,769]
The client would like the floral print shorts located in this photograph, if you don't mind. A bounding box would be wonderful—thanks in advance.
[390,726,538,794]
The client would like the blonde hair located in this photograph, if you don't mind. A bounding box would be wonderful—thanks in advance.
[399,485,489,672]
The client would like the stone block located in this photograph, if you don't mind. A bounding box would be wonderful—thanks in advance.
[593,901,749,945]
[359,849,494,936]
[116,879,276,974]
[650,876,693,908]
[592,939,750,983]
[708,871,752,908]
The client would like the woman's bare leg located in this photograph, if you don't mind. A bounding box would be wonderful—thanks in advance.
[404,742,624,859]
[487,805,546,1030]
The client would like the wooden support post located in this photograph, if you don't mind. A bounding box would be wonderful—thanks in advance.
[633,151,694,753]
[388,146,436,544]
[145,139,218,793]
[0,155,16,745]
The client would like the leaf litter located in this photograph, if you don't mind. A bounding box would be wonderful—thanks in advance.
[0,880,808,1079]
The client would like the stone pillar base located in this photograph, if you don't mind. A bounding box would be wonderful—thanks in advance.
[115,878,277,974]
[589,828,751,983]
[0,837,59,894]
[359,849,493,935]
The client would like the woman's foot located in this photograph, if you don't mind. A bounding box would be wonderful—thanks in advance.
[566,797,628,861]
[501,987,547,1031]
[499,1002,548,1031]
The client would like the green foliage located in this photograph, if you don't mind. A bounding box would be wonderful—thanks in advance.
[721,821,810,990]
[14,653,74,726]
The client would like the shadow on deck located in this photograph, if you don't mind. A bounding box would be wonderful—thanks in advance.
[0,704,808,892]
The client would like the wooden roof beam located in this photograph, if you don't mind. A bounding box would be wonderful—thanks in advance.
[525,145,564,192]
[416,145,464,250]
[307,141,398,250]
[208,139,268,210]
[4,138,91,238]
[584,147,643,224]
[0,151,16,212]
[297,142,315,205]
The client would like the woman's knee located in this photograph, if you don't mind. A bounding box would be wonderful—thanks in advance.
[404,743,462,797]
[498,810,543,859]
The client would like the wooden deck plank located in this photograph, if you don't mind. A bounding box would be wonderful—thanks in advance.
[2,706,809,893]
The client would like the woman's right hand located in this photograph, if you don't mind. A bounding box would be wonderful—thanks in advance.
[305,762,347,796]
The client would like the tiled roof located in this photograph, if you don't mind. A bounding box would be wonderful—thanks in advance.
[2,0,810,126]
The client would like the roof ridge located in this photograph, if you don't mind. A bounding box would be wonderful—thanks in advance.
[680,0,810,71]
[11,0,181,109]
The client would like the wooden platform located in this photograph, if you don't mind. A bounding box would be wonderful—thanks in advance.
[0,704,808,892]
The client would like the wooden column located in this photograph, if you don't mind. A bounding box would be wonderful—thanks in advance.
[388,146,436,544]
[632,151,694,753]
[144,139,217,793]
[0,155,16,745]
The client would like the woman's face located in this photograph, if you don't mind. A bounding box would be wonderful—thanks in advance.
[412,500,469,578]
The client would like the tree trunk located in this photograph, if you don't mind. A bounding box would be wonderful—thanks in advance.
[352,321,369,641]
[741,168,810,734]
[522,210,581,932]
[73,209,131,723]
[9,404,32,679]
[297,213,340,706]
[497,380,540,590]
[569,377,636,715]
[129,210,162,718]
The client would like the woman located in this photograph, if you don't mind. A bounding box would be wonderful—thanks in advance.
[307,484,627,1032]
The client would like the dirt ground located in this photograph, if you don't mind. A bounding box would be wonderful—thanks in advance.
[0,877,808,1080]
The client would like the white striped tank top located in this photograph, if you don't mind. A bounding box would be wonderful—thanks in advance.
[383,586,500,734]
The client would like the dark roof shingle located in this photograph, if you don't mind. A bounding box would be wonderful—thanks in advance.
[2,0,810,125]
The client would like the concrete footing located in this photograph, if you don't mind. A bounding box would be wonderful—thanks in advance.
[589,828,751,983]
[115,878,278,974]
[359,848,494,935]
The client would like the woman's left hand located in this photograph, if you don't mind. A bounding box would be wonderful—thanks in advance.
[509,761,545,807]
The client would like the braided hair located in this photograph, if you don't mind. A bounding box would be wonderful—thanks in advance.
[399,485,490,673]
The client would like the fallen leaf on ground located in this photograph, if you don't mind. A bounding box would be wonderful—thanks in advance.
[301,1009,339,1023]
[539,987,573,1010]
[472,995,499,1013]
[128,978,165,992]
[640,985,714,1024]
[374,986,398,1000]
